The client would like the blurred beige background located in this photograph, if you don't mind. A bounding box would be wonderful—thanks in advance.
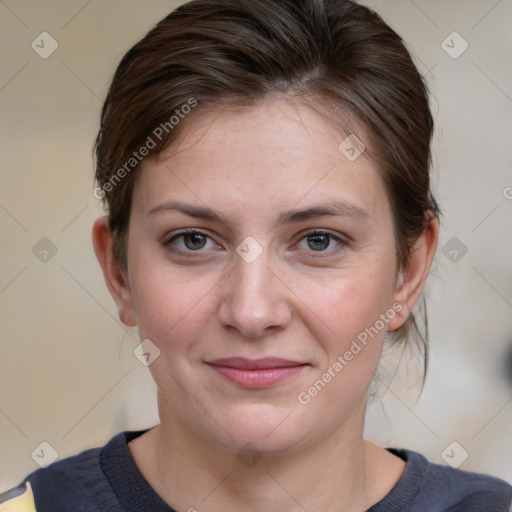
[1,0,511,491]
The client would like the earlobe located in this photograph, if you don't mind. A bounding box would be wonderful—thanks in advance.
[387,215,439,331]
[92,217,137,327]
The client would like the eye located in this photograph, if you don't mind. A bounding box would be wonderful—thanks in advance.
[296,231,344,252]
[166,230,217,252]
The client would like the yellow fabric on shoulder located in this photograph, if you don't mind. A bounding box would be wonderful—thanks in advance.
[0,482,36,511]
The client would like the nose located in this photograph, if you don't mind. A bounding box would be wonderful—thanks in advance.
[217,248,292,339]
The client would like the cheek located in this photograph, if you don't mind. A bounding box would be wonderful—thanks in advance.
[129,255,220,347]
[293,265,395,351]
[130,266,221,403]
[292,272,395,430]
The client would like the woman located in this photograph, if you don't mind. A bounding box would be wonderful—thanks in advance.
[2,0,511,510]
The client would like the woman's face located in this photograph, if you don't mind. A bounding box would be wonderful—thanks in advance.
[122,97,407,454]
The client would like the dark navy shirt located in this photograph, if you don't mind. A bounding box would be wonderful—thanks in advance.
[3,430,511,511]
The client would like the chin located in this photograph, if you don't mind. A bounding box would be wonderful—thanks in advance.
[207,402,310,455]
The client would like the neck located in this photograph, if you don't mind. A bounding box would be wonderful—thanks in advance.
[129,391,403,512]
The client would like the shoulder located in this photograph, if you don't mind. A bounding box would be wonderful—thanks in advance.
[27,443,105,500]
[0,432,131,511]
[0,481,36,511]
[0,446,103,511]
[395,448,512,511]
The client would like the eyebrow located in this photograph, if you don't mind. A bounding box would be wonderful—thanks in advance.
[147,201,228,223]
[276,202,368,225]
[147,200,369,226]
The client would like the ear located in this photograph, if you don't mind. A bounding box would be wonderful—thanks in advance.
[92,216,136,327]
[387,214,439,331]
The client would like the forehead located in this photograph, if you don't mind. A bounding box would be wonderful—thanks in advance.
[156,97,365,173]
[133,97,389,220]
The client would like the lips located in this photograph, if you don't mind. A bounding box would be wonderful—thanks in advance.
[207,357,308,388]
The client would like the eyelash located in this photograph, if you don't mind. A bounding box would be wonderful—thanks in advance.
[295,229,346,255]
[165,229,220,253]
[164,229,347,257]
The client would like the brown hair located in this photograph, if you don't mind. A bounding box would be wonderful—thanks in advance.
[94,0,439,375]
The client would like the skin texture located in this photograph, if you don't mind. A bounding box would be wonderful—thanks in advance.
[93,96,438,511]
